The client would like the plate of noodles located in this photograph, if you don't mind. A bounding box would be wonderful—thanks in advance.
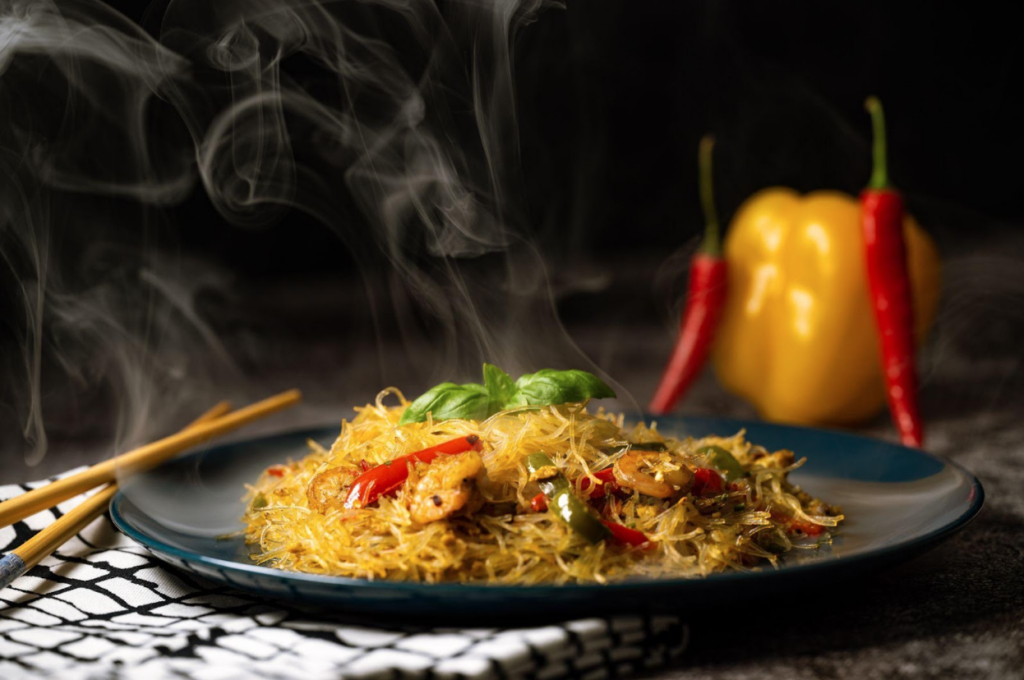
[110,366,983,617]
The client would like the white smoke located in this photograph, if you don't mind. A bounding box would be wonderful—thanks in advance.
[0,0,625,471]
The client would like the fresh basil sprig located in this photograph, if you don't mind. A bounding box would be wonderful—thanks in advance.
[400,364,615,424]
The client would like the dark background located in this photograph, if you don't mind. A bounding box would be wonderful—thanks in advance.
[100,0,1024,272]
[2,0,1023,462]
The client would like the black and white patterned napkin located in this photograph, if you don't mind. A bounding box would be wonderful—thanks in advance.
[0,474,688,679]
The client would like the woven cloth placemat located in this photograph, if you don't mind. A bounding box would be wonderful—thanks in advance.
[0,476,688,679]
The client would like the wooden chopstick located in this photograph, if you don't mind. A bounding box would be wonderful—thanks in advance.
[184,400,234,427]
[0,390,300,529]
[0,401,239,590]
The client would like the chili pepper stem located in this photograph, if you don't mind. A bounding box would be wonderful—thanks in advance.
[698,135,721,256]
[866,96,889,190]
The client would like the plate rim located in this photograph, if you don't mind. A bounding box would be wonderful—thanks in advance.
[109,416,985,594]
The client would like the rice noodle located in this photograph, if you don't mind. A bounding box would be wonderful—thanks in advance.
[242,393,843,584]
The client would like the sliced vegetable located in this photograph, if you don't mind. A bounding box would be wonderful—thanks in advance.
[628,441,669,452]
[250,493,268,510]
[599,520,652,548]
[771,511,826,537]
[530,492,548,513]
[690,467,724,496]
[526,453,610,544]
[599,441,670,455]
[266,465,287,478]
[579,468,625,499]
[344,435,482,509]
[696,445,745,482]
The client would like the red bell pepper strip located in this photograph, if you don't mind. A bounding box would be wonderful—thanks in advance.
[649,136,729,413]
[343,435,482,508]
[690,467,724,497]
[862,97,923,448]
[530,492,548,513]
[771,511,825,537]
[599,520,653,548]
[266,465,287,478]
[579,468,626,499]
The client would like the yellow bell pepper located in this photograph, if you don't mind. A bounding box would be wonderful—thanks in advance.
[712,189,941,426]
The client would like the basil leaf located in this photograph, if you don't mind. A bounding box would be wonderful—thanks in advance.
[483,363,516,413]
[511,369,616,406]
[399,382,489,424]
[401,365,616,425]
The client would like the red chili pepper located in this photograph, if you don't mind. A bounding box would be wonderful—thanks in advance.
[862,97,923,448]
[599,520,653,548]
[649,136,728,414]
[690,467,724,496]
[530,492,548,512]
[359,459,370,472]
[266,465,287,478]
[343,435,482,508]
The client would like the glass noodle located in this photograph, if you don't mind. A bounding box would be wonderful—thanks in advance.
[242,389,842,584]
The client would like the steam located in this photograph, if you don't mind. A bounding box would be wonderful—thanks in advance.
[1,0,615,470]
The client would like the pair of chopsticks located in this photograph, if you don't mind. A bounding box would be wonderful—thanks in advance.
[0,389,302,590]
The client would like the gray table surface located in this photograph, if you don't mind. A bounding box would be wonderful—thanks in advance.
[4,242,1022,679]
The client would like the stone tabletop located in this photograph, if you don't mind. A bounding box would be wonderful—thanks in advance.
[4,242,1022,679]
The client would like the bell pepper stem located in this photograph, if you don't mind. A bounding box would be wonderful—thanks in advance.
[865,96,890,190]
[698,135,721,256]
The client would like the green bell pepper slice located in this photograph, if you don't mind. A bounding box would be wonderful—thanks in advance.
[526,453,610,544]
[696,445,745,482]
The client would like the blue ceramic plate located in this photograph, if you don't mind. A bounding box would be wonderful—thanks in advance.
[110,417,983,618]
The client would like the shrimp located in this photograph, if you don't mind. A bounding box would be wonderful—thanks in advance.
[307,467,358,514]
[408,451,483,524]
[613,451,693,499]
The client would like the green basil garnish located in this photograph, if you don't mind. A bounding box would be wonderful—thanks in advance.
[509,369,616,407]
[483,363,517,415]
[400,364,615,424]
[398,381,489,425]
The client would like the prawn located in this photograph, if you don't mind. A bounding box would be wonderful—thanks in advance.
[613,450,693,498]
[408,451,483,524]
[307,467,359,514]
